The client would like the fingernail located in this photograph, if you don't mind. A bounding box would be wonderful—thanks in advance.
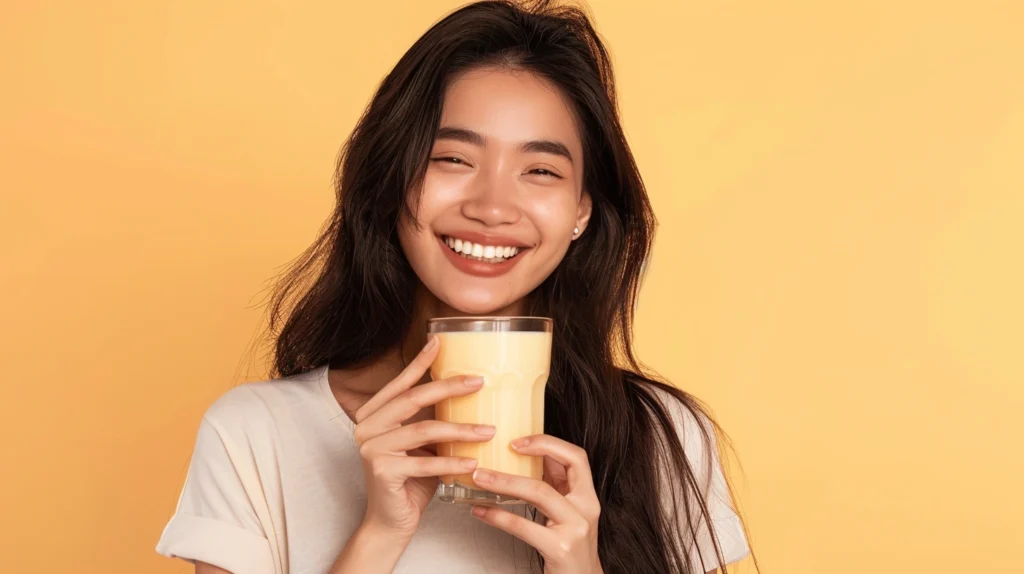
[510,437,530,449]
[424,337,439,351]
[474,425,496,436]
[460,458,478,470]
[473,469,495,484]
[464,376,484,387]
[471,506,487,518]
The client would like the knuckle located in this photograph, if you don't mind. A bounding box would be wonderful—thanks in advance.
[404,386,422,404]
[415,420,448,439]
[552,541,572,563]
[409,420,431,437]
[532,480,554,498]
[407,385,431,406]
[572,522,590,540]
[352,425,368,446]
[357,441,375,461]
[369,457,389,480]
[424,419,447,433]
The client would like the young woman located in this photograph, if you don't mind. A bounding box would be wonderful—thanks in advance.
[157,1,752,572]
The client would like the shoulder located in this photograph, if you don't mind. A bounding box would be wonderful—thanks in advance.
[638,381,718,452]
[635,380,752,569]
[156,371,332,573]
[631,378,725,497]
[199,366,331,443]
[173,366,336,507]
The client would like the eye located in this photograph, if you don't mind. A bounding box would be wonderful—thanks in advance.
[528,168,562,179]
[431,156,467,165]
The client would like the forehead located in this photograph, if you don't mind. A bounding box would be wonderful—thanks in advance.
[439,67,582,153]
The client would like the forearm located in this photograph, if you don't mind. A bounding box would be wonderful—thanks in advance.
[328,521,411,574]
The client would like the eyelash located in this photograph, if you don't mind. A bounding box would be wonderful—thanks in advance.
[430,157,563,179]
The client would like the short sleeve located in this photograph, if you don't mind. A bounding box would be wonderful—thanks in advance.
[653,388,751,572]
[156,406,276,574]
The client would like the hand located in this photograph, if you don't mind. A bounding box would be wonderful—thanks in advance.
[352,337,495,539]
[469,435,603,574]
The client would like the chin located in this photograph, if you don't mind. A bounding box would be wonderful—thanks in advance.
[440,288,518,316]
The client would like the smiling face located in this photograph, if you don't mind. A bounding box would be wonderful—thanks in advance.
[398,67,592,315]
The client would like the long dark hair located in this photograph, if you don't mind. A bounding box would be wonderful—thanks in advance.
[267,1,746,571]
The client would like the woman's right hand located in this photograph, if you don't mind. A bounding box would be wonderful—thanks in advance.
[352,336,494,539]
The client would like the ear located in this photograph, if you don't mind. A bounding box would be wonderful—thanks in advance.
[574,190,593,239]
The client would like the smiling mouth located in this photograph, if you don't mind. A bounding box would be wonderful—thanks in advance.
[441,235,524,264]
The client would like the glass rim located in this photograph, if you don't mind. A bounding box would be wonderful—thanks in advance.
[427,316,553,333]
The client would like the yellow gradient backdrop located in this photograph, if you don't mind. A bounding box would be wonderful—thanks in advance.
[2,1,1021,572]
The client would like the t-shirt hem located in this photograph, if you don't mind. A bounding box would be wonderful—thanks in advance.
[156,512,276,574]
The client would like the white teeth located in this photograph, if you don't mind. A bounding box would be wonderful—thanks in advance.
[443,236,522,264]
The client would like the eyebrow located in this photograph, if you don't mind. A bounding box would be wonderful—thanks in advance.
[435,126,574,164]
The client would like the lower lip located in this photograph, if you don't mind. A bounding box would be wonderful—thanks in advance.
[437,236,526,278]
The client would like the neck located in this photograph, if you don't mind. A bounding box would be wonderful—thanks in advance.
[400,283,527,366]
[328,283,526,405]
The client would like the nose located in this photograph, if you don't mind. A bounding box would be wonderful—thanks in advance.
[460,169,522,227]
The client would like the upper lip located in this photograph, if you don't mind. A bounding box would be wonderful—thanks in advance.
[439,230,531,248]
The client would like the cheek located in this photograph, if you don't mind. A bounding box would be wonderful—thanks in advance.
[399,178,450,246]
[397,215,432,273]
[420,170,467,208]
[529,194,580,244]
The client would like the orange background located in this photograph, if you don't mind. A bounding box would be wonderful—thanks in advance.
[2,1,1022,572]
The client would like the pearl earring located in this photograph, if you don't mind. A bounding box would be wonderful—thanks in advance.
[573,227,580,236]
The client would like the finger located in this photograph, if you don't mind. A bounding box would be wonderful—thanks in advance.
[355,336,440,423]
[360,375,484,436]
[511,435,596,496]
[364,420,496,454]
[381,455,479,479]
[472,469,580,525]
[543,457,570,492]
[471,506,556,555]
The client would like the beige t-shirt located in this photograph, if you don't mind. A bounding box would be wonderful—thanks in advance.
[156,366,749,573]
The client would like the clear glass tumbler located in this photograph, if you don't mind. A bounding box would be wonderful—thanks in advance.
[428,316,553,505]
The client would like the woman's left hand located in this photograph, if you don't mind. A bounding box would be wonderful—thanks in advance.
[470,434,603,574]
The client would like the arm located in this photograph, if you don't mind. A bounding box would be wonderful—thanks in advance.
[327,520,412,574]
[196,563,231,574]
[195,521,410,574]
[184,341,483,574]
[655,388,751,572]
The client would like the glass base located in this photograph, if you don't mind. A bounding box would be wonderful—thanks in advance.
[437,482,525,505]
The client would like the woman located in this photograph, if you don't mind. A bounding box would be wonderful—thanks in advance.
[157,1,752,572]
